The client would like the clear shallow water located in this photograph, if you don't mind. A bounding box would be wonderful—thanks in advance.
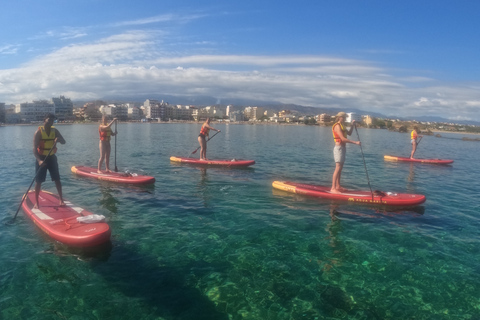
[1,123,479,319]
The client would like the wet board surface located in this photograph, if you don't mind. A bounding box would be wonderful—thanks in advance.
[22,190,111,247]
[71,166,155,185]
[170,156,255,167]
[272,181,426,207]
[384,155,453,165]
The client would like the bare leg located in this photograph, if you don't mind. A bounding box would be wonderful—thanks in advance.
[330,162,343,193]
[105,143,111,172]
[54,180,65,206]
[34,182,42,208]
[410,142,417,159]
[98,141,105,172]
[198,136,206,160]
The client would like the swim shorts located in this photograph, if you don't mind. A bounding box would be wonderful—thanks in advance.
[333,145,346,163]
[35,154,60,183]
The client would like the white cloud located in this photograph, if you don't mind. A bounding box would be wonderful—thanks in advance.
[0,45,18,55]
[1,30,480,122]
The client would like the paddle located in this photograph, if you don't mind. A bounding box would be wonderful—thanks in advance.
[354,125,374,201]
[189,130,221,157]
[416,136,422,146]
[114,119,118,172]
[8,140,58,224]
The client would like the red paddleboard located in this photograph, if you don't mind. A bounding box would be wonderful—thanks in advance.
[21,190,111,247]
[384,155,453,165]
[272,181,426,207]
[71,166,155,185]
[170,156,255,167]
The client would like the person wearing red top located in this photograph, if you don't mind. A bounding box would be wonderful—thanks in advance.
[330,112,360,194]
[98,115,117,173]
[197,118,220,160]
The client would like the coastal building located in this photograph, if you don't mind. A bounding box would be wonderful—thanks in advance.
[244,106,264,120]
[16,100,55,122]
[192,108,210,122]
[164,105,194,121]
[144,99,168,120]
[5,104,20,123]
[99,104,128,121]
[316,113,332,124]
[205,106,224,119]
[230,110,244,122]
[346,112,362,124]
[363,115,373,126]
[226,105,232,117]
[51,96,73,121]
[128,105,142,120]
[264,109,275,118]
[82,102,102,121]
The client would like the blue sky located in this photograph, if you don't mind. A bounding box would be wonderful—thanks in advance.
[1,0,480,121]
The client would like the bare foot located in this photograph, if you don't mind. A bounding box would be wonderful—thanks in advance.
[338,187,348,192]
[59,201,66,206]
[330,189,341,194]
[33,203,39,209]
[97,170,103,173]
[106,169,112,173]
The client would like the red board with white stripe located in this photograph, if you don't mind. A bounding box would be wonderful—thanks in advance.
[21,190,111,247]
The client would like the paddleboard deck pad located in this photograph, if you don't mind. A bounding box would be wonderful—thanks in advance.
[272,181,426,206]
[170,156,255,167]
[384,155,453,165]
[71,166,155,185]
[21,190,111,247]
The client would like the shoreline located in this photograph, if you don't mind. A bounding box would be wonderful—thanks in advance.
[2,121,479,135]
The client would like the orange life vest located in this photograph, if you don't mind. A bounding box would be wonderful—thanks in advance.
[37,126,57,156]
[332,122,347,142]
[200,123,210,137]
[99,126,112,141]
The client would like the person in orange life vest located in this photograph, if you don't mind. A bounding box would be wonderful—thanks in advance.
[98,115,118,173]
[197,117,220,160]
[410,126,423,159]
[330,112,361,194]
[33,113,66,208]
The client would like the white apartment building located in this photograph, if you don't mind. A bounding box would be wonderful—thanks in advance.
[144,99,167,120]
[52,96,73,121]
[128,106,142,120]
[346,112,362,123]
[16,100,55,122]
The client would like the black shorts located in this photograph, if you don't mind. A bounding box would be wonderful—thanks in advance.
[198,133,206,139]
[35,154,60,183]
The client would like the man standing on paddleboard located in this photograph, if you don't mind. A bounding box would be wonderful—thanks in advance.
[410,126,422,159]
[330,112,360,194]
[33,113,66,208]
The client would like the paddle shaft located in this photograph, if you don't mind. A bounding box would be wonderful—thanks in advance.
[10,141,57,222]
[190,130,220,156]
[114,120,118,172]
[416,136,422,146]
[354,126,374,200]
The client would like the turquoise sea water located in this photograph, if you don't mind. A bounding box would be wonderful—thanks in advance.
[1,123,479,319]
